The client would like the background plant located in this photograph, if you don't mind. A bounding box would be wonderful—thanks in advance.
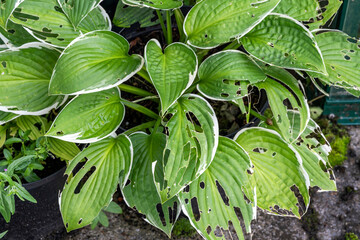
[0,0,359,239]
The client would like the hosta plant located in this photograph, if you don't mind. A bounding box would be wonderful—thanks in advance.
[0,0,359,239]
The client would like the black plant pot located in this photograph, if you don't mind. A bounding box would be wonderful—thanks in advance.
[0,167,67,240]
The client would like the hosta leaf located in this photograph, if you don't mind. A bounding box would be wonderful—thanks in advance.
[197,50,266,101]
[0,0,23,29]
[145,39,197,113]
[58,0,102,28]
[308,30,360,96]
[0,20,37,47]
[235,127,310,218]
[49,31,143,95]
[122,0,183,10]
[0,111,19,125]
[308,0,343,30]
[123,132,180,237]
[156,94,219,203]
[46,88,125,143]
[48,137,81,161]
[184,0,281,49]
[274,0,320,21]
[16,115,46,140]
[255,68,310,142]
[0,125,6,148]
[11,0,110,48]
[178,137,255,240]
[113,1,163,28]
[60,135,132,231]
[242,14,326,74]
[0,43,64,115]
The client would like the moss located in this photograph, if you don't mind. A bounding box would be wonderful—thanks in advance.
[172,217,197,237]
[301,206,319,239]
[345,232,359,240]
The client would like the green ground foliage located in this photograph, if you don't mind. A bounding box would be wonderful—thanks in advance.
[345,232,359,240]
[172,217,197,237]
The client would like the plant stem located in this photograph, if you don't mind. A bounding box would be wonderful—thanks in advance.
[118,84,154,97]
[137,67,152,84]
[120,99,159,119]
[308,94,326,104]
[152,117,162,134]
[223,41,241,50]
[174,9,185,42]
[156,10,168,43]
[166,10,173,45]
[123,121,156,136]
[249,109,267,122]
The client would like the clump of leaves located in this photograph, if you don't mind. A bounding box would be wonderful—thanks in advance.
[346,233,359,240]
[91,201,123,229]
[172,217,196,237]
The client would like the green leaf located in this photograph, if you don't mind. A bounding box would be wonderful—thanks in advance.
[184,0,281,49]
[0,20,37,47]
[60,135,132,231]
[48,137,80,161]
[49,31,143,95]
[0,191,13,223]
[0,44,65,115]
[113,2,166,28]
[235,127,310,218]
[123,132,180,237]
[13,182,37,203]
[11,0,110,48]
[3,149,12,160]
[47,88,125,143]
[308,30,360,96]
[0,0,23,29]
[98,211,109,227]
[145,39,197,113]
[178,137,255,240]
[4,137,22,145]
[58,0,103,28]
[242,14,326,74]
[156,94,219,203]
[0,126,6,148]
[0,111,19,125]
[274,0,320,21]
[104,201,122,214]
[308,0,343,30]
[197,50,266,101]
[7,155,35,175]
[122,0,183,10]
[0,230,8,239]
[16,115,46,140]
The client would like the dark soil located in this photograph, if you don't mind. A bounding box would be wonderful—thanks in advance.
[34,157,66,181]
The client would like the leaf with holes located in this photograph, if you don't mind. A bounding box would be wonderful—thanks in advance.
[122,0,183,10]
[178,137,255,240]
[308,0,343,30]
[113,1,165,28]
[197,50,266,101]
[46,88,125,143]
[0,0,24,29]
[123,132,180,237]
[0,20,37,47]
[184,0,281,49]
[308,30,360,96]
[274,0,320,21]
[145,39,197,113]
[48,138,81,161]
[0,125,6,148]
[254,69,310,142]
[11,0,110,48]
[156,94,219,203]
[0,43,64,115]
[60,135,132,232]
[49,31,143,95]
[242,14,326,74]
[235,127,310,218]
[0,111,19,125]
[58,0,103,28]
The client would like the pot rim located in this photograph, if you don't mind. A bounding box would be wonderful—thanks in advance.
[23,166,66,191]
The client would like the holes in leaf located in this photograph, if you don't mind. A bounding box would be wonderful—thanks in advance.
[125,179,131,187]
[284,52,289,58]
[214,226,223,237]
[200,182,205,189]
[1,61,6,68]
[344,55,351,61]
[56,131,64,136]
[183,185,190,193]
[330,65,335,70]
[168,201,177,224]
[204,34,208,38]
[267,42,274,48]
[253,148,268,153]
[78,218,83,225]
[156,203,166,227]
[269,205,294,216]
[54,6,64,13]
[65,223,69,229]
[184,198,189,204]
[272,152,277,157]
[290,185,306,216]
[221,93,230,98]
[216,180,229,206]
[206,226,212,235]
[74,166,96,194]
[191,197,201,221]
[347,38,357,44]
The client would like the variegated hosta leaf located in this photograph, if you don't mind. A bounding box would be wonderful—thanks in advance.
[46,88,125,143]
[0,0,23,29]
[48,137,80,161]
[122,0,183,10]
[113,1,163,28]
[242,14,326,74]
[123,132,180,237]
[0,125,6,148]
[235,127,310,218]
[60,135,132,231]
[178,137,255,240]
[255,68,310,142]
[0,43,65,115]
[184,0,281,49]
[156,94,219,203]
[145,39,197,113]
[0,20,37,47]
[58,0,103,28]
[197,50,266,101]
[11,0,110,48]
[274,0,320,21]
[308,0,343,30]
[0,111,19,125]
[308,30,360,96]
[16,115,47,140]
[49,31,143,95]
